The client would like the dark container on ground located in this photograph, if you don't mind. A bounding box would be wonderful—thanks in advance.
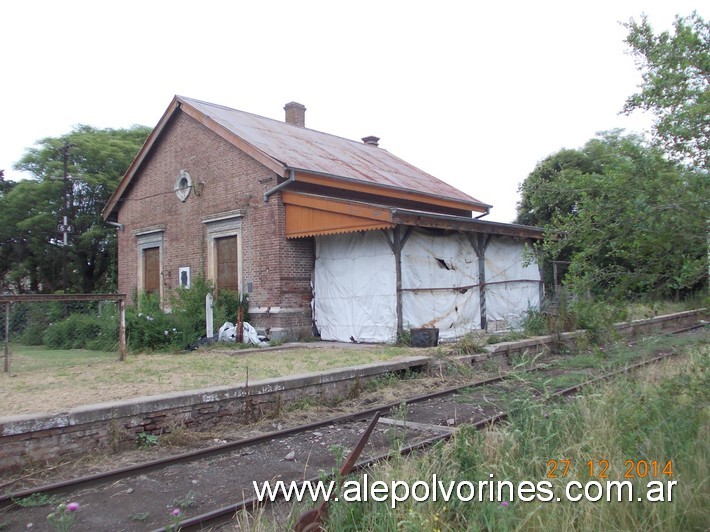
[410,327,439,347]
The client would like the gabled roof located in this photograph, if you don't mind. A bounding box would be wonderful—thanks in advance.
[103,96,491,220]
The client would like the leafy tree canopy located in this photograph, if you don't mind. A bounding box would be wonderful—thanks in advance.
[516,130,708,300]
[1,125,150,293]
[623,11,709,168]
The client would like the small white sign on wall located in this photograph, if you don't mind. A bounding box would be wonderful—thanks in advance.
[179,267,191,289]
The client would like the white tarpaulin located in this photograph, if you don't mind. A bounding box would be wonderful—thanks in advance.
[401,230,480,340]
[313,229,541,343]
[314,231,397,342]
[485,237,541,328]
[217,321,269,346]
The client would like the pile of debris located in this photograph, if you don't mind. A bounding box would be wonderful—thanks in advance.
[218,321,270,347]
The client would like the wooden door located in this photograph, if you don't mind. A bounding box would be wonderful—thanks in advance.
[215,236,239,294]
[143,247,160,296]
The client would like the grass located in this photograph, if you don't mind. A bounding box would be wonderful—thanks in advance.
[5,345,116,372]
[11,493,57,508]
[290,338,709,531]
[624,298,707,321]
[0,343,413,415]
[530,372,585,393]
[551,331,704,373]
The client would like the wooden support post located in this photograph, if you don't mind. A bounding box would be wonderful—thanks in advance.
[538,254,546,304]
[4,303,9,374]
[478,237,488,331]
[237,306,244,343]
[393,227,404,338]
[468,233,492,331]
[553,261,559,290]
[384,226,412,339]
[118,298,127,362]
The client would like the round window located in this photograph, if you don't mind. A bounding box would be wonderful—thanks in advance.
[174,171,192,202]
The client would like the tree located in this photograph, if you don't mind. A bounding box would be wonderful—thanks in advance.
[515,148,600,228]
[0,125,150,293]
[622,12,709,168]
[516,131,708,300]
[0,170,16,197]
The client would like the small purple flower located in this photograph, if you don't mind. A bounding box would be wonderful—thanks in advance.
[67,502,80,512]
[544,412,549,418]
[501,501,509,508]
[171,508,181,517]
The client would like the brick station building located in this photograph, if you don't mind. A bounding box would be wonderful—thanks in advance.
[103,97,542,342]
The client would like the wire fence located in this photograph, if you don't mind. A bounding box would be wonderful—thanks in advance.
[1,294,126,373]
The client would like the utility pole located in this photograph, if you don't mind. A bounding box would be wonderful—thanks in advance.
[60,143,75,291]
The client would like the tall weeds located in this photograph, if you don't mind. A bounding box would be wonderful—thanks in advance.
[318,343,709,531]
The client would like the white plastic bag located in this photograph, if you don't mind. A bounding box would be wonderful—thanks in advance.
[218,321,269,346]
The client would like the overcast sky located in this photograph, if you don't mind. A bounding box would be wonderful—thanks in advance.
[1,1,705,222]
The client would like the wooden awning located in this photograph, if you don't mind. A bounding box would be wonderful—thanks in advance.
[282,191,544,240]
[282,191,395,238]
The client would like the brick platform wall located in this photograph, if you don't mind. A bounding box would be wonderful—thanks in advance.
[0,356,430,473]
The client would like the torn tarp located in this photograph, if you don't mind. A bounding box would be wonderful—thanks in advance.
[313,229,541,342]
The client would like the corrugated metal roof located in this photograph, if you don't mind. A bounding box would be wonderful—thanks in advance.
[178,96,488,208]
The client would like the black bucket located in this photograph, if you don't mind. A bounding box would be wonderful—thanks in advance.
[410,327,439,347]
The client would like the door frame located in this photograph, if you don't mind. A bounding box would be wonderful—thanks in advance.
[203,211,243,295]
[135,226,165,304]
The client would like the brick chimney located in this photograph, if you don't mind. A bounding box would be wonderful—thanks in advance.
[362,136,380,147]
[284,102,306,127]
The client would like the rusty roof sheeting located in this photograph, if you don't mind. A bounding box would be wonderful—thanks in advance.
[178,96,489,209]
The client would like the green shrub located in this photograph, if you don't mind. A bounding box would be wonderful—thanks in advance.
[11,301,78,345]
[570,298,624,345]
[38,279,252,352]
[527,292,626,346]
[126,294,178,351]
[521,308,547,336]
[125,280,250,351]
[170,276,214,347]
[214,289,249,325]
[396,329,412,346]
[44,312,118,351]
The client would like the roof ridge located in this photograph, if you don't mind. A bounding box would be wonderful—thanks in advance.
[176,95,392,151]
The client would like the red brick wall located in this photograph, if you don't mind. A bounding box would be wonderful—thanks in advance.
[116,110,313,336]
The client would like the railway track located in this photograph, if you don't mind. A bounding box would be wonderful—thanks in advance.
[0,322,705,531]
[170,348,692,532]
[0,369,542,510]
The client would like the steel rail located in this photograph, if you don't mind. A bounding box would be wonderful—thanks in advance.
[0,367,541,508]
[164,347,688,532]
